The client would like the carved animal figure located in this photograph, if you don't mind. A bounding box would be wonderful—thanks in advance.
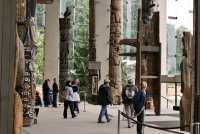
[14,32,25,134]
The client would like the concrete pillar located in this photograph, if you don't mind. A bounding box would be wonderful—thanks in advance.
[156,0,167,110]
[44,0,60,83]
[95,0,111,85]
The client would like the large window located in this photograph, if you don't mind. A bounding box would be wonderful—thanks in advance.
[167,0,193,75]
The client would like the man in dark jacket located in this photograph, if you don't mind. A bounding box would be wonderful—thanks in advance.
[43,79,50,107]
[52,78,59,107]
[134,81,147,134]
[97,79,112,123]
[122,79,138,128]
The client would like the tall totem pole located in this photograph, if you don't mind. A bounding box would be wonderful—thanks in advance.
[88,0,97,103]
[109,0,122,104]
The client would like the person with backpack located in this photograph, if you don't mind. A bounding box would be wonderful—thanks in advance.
[63,80,76,119]
[122,79,138,128]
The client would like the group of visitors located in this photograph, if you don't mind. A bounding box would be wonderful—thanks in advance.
[63,79,80,119]
[97,78,147,134]
[122,80,147,134]
[42,78,59,107]
[35,76,147,134]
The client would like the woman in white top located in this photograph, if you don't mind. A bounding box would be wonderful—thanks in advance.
[63,80,76,119]
[72,79,80,114]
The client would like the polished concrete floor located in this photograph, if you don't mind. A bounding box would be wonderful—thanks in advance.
[23,102,189,134]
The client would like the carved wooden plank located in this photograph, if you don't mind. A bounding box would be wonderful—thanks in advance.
[141,45,160,53]
[160,75,181,83]
[141,75,159,79]
[119,52,137,57]
[0,0,16,133]
[37,0,54,4]
[119,39,138,46]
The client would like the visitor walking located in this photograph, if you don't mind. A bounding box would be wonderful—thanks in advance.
[97,79,112,123]
[63,80,76,119]
[72,79,80,114]
[34,91,42,124]
[122,79,138,128]
[134,81,147,134]
[42,79,50,107]
[52,78,59,108]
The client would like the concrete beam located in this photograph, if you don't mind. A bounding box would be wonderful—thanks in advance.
[44,0,60,83]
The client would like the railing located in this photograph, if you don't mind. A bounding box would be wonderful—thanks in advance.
[161,96,174,108]
[117,110,189,134]
[79,91,87,112]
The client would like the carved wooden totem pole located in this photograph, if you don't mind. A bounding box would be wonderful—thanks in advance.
[109,0,122,104]
[88,0,98,103]
[180,32,193,131]
[16,0,37,126]
[136,12,161,115]
[14,0,26,133]
[59,8,71,102]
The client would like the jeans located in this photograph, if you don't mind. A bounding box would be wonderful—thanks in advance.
[63,100,76,118]
[74,101,79,113]
[98,105,109,122]
[53,93,57,107]
[137,110,144,134]
[124,103,134,127]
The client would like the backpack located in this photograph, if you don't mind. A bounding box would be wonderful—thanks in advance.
[125,85,137,99]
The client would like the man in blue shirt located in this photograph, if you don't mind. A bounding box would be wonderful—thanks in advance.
[134,81,147,134]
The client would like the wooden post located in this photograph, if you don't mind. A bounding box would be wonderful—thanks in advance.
[0,0,16,133]
[109,0,122,104]
[88,0,97,103]
[59,8,71,102]
[193,0,200,133]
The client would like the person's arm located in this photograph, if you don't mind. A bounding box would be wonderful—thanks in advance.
[39,97,42,106]
[72,86,78,92]
[54,83,59,93]
[139,91,145,109]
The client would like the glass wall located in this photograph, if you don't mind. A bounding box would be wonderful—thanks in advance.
[167,0,193,75]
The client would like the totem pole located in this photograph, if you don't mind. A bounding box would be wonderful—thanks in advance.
[88,0,98,103]
[14,0,26,133]
[180,32,193,131]
[59,8,71,102]
[16,0,37,126]
[109,0,122,104]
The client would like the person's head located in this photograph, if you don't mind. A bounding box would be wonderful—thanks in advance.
[71,80,76,85]
[128,79,133,85]
[75,79,80,85]
[141,81,148,90]
[66,80,71,86]
[104,79,110,86]
[36,91,39,96]
[53,78,56,83]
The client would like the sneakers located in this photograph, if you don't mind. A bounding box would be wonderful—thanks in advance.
[97,119,111,123]
[34,119,37,124]
[107,119,111,123]
[97,121,106,123]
